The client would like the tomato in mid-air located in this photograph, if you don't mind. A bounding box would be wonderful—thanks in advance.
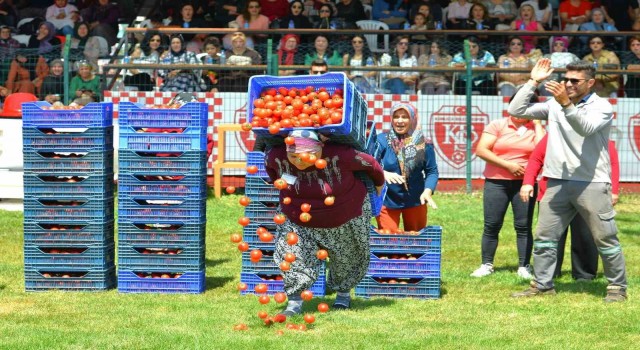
[246,165,258,174]
[317,303,329,313]
[238,217,250,227]
[237,242,249,252]
[238,196,251,206]
[286,232,298,245]
[301,290,313,301]
[284,252,296,263]
[255,283,268,294]
[274,292,287,303]
[316,249,328,260]
[300,203,311,212]
[259,295,270,304]
[274,214,286,225]
[324,196,335,206]
[303,314,315,324]
[225,186,236,194]
[230,233,242,243]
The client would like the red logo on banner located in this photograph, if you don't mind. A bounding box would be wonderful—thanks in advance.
[430,105,489,169]
[233,103,256,153]
[628,114,640,161]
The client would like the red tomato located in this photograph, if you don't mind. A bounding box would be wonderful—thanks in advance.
[333,88,343,97]
[316,249,328,260]
[259,231,274,242]
[284,252,296,263]
[305,85,314,94]
[237,242,249,252]
[241,122,252,131]
[318,91,330,101]
[286,232,299,245]
[273,214,286,225]
[300,203,311,213]
[324,196,335,206]
[299,212,312,223]
[255,283,268,294]
[225,186,236,194]
[268,124,281,135]
[330,111,343,124]
[246,165,258,174]
[238,217,250,227]
[233,323,248,331]
[282,197,292,205]
[298,324,307,331]
[274,179,288,190]
[250,249,263,262]
[254,98,265,108]
[274,292,287,303]
[288,88,298,97]
[257,311,268,319]
[323,98,334,109]
[238,196,251,206]
[317,302,329,313]
[332,96,344,108]
[301,290,313,301]
[237,282,248,291]
[307,154,317,163]
[230,233,242,243]
[303,314,315,324]
[273,314,287,323]
[279,261,291,271]
[278,87,288,96]
[315,159,327,169]
[259,295,270,304]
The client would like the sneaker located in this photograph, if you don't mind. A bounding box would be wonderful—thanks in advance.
[333,293,351,310]
[512,281,556,298]
[470,263,494,277]
[603,286,627,303]
[517,265,534,279]
[279,300,303,316]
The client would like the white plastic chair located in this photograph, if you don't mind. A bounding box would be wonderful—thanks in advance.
[16,17,34,32]
[356,20,389,54]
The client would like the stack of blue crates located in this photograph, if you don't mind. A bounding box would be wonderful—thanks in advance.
[239,151,327,296]
[116,102,208,293]
[22,102,116,291]
[355,226,443,299]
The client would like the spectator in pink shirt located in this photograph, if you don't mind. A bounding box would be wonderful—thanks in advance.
[236,0,270,43]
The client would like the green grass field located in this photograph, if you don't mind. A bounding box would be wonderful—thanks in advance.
[1,192,639,349]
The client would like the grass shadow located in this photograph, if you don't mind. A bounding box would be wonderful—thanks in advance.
[554,279,608,297]
[0,284,5,291]
[205,258,231,268]
[205,276,234,290]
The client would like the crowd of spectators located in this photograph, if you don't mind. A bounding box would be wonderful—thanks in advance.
[1,0,640,108]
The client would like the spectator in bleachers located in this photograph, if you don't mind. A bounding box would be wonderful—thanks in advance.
[259,0,290,22]
[28,21,61,56]
[0,25,20,59]
[497,37,532,96]
[45,0,80,36]
[462,2,494,31]
[217,32,262,92]
[5,54,36,93]
[578,8,620,51]
[410,1,443,25]
[81,0,120,47]
[236,0,270,45]
[158,34,203,93]
[303,34,343,66]
[558,0,591,31]
[125,30,167,92]
[623,36,640,97]
[313,4,336,29]
[222,21,255,51]
[169,3,209,44]
[521,0,552,29]
[278,1,313,30]
[582,35,620,98]
[200,37,221,92]
[450,36,497,95]
[379,35,419,94]
[0,0,18,28]
[417,40,453,95]
[214,0,246,28]
[277,34,304,76]
[447,0,473,29]
[510,3,545,54]
[336,0,367,28]
[310,0,337,17]
[343,34,378,93]
[408,13,432,58]
[483,0,518,30]
[600,0,637,31]
[70,60,101,103]
[539,36,579,95]
[40,58,64,103]
[70,22,109,67]
[373,0,409,29]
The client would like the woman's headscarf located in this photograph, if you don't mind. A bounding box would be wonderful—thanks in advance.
[387,102,426,187]
[73,22,89,48]
[38,21,57,54]
[277,34,300,66]
[552,36,569,52]
[286,130,322,154]
[169,34,186,57]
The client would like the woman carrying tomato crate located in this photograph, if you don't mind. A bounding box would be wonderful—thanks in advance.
[265,130,385,315]
[375,102,439,233]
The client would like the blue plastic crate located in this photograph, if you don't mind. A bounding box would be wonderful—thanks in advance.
[355,172,386,217]
[118,102,208,129]
[355,275,440,299]
[119,129,207,152]
[24,242,115,268]
[246,151,268,178]
[23,219,114,244]
[117,196,206,222]
[117,221,205,244]
[23,173,114,197]
[239,272,326,296]
[117,270,205,294]
[242,222,278,244]
[118,150,207,175]
[247,72,368,150]
[244,201,279,223]
[23,196,114,221]
[23,149,114,174]
[117,241,205,271]
[367,252,441,278]
[245,177,280,202]
[22,102,113,127]
[365,121,379,158]
[22,126,114,150]
[25,267,116,292]
[370,225,442,254]
[117,173,207,198]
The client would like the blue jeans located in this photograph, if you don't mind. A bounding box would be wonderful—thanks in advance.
[384,78,408,94]
[481,179,536,267]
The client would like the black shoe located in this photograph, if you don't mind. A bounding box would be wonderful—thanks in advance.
[603,286,627,303]
[512,281,556,298]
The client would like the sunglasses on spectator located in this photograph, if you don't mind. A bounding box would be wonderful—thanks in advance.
[311,69,327,74]
[320,9,330,13]
[562,77,587,84]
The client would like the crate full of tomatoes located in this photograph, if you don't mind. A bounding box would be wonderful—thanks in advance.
[246,72,368,151]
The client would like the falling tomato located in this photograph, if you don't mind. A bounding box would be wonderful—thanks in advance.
[274,292,287,303]
[246,165,259,174]
[237,242,249,252]
[282,197,292,205]
[238,196,251,206]
[324,196,335,206]
[303,314,315,324]
[238,217,250,227]
[300,203,311,212]
[284,136,295,145]
[257,311,268,319]
[255,283,268,294]
[299,212,312,223]
[284,252,296,263]
[316,249,328,260]
[237,282,248,291]
[317,303,329,313]
[315,159,327,169]
[286,232,298,245]
[241,123,252,131]
[230,233,242,243]
[274,179,288,190]
[250,249,263,262]
[274,214,286,225]
[301,290,313,301]
[258,231,274,242]
[259,295,270,304]
[225,186,236,194]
